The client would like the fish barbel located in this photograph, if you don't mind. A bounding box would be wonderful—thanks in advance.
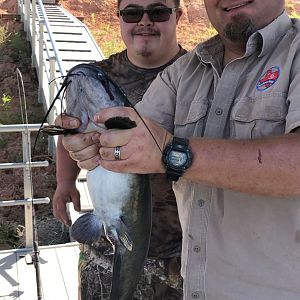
[63,63,152,300]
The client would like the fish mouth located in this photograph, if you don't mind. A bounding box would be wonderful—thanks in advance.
[223,0,253,12]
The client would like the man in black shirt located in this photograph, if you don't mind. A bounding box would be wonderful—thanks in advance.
[53,0,186,299]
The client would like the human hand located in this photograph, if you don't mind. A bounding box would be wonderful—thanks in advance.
[53,180,81,226]
[54,113,81,129]
[54,113,101,171]
[94,107,173,174]
[62,132,101,170]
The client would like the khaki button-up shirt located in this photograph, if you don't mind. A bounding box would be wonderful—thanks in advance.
[136,11,300,300]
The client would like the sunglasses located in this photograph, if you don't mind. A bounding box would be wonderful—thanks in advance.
[117,7,178,23]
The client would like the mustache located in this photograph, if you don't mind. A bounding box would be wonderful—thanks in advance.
[132,28,160,35]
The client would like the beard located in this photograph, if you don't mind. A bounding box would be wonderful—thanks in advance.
[223,14,256,42]
[136,42,152,57]
[132,28,160,57]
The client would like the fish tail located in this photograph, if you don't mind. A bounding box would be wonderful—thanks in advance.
[71,213,102,244]
[110,247,132,300]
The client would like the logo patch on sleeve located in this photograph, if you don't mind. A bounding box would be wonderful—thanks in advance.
[256,66,280,92]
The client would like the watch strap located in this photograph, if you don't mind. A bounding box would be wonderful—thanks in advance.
[165,167,183,182]
[163,136,192,182]
[173,136,188,147]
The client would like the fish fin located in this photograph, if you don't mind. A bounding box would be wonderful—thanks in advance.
[117,218,133,252]
[104,116,136,130]
[71,213,102,244]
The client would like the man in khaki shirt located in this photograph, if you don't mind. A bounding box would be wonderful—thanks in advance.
[59,0,300,299]
[53,0,186,298]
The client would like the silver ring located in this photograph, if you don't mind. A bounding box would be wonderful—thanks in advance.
[114,146,121,160]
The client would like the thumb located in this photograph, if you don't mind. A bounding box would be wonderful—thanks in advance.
[55,113,81,129]
[72,190,81,212]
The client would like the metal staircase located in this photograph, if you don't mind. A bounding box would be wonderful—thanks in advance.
[19,0,105,125]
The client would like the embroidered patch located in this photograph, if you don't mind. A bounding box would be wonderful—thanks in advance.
[256,66,280,91]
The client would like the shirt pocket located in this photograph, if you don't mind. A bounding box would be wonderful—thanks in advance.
[230,95,287,139]
[174,98,209,137]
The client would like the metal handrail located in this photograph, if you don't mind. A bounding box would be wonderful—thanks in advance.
[36,0,65,77]
[18,0,105,137]
[18,0,66,151]
[0,162,48,169]
[35,0,65,100]
[0,123,47,132]
[18,0,65,122]
[0,124,50,248]
[0,198,50,207]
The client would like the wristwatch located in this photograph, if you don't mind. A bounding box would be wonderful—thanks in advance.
[162,137,193,182]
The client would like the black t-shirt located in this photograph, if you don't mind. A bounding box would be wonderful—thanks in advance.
[94,47,187,106]
[92,46,187,258]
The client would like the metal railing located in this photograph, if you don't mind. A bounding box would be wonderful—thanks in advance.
[18,0,66,127]
[17,0,105,154]
[0,124,50,248]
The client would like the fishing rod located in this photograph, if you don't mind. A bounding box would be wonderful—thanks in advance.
[16,68,43,300]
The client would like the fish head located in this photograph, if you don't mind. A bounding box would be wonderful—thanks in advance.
[65,64,129,133]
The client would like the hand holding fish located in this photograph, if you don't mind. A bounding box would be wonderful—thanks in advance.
[94,106,173,174]
[55,114,101,170]
[53,180,80,226]
[63,132,101,170]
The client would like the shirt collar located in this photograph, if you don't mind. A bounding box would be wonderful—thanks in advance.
[255,10,292,57]
[195,10,292,64]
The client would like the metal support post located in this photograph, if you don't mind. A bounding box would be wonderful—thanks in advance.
[24,0,30,38]
[31,0,37,67]
[38,21,44,103]
[17,0,21,19]
[22,131,33,248]
[49,56,56,124]
[48,57,56,153]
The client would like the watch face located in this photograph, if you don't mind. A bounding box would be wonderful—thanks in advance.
[169,150,188,167]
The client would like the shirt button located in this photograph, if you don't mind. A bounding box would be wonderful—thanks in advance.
[193,245,201,253]
[215,108,223,115]
[191,291,201,298]
[198,199,205,207]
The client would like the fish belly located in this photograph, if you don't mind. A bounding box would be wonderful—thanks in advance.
[87,167,152,300]
[87,166,134,226]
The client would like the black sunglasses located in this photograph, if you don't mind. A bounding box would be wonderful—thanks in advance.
[117,7,178,23]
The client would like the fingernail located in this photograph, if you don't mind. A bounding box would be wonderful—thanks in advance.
[94,113,101,122]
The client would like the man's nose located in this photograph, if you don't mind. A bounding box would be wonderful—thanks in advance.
[138,11,153,25]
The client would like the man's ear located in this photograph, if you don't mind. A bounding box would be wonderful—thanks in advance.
[176,8,183,24]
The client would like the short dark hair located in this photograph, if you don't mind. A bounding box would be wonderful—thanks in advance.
[117,0,180,9]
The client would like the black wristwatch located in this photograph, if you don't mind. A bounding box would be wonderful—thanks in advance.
[162,137,193,182]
